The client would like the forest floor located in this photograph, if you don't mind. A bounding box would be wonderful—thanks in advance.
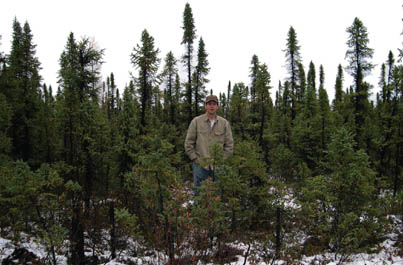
[0,215,401,265]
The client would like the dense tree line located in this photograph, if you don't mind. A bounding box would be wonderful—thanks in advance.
[0,5,402,265]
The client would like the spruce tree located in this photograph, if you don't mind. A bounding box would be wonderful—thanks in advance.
[345,17,374,147]
[291,64,320,174]
[0,92,12,165]
[193,37,210,116]
[0,36,11,164]
[249,54,260,119]
[388,64,403,196]
[318,65,332,152]
[228,82,249,141]
[58,32,105,265]
[37,84,58,163]
[6,19,42,165]
[116,81,140,190]
[302,129,383,258]
[385,51,395,103]
[284,26,302,120]
[297,62,307,104]
[255,63,272,145]
[225,81,231,118]
[161,51,178,125]
[333,64,344,111]
[131,29,160,133]
[307,61,316,93]
[182,3,197,123]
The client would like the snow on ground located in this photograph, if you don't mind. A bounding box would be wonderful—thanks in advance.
[1,233,402,265]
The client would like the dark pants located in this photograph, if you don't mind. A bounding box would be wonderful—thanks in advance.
[192,162,214,196]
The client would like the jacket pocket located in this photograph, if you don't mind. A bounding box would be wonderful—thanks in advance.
[198,128,209,137]
[214,129,225,143]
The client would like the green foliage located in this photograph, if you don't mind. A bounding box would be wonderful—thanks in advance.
[5,19,42,166]
[300,129,385,258]
[0,92,12,164]
[131,29,160,132]
[193,37,210,116]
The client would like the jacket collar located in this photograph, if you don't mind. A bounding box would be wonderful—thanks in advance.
[203,113,220,123]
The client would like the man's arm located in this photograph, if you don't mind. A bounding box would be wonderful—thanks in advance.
[184,119,198,161]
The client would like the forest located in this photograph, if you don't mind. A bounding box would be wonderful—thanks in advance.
[0,3,402,265]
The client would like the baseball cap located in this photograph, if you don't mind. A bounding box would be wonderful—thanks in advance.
[205,95,218,104]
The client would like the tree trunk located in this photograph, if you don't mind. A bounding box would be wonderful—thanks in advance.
[71,206,85,265]
[109,201,116,259]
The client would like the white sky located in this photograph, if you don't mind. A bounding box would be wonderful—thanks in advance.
[1,0,402,101]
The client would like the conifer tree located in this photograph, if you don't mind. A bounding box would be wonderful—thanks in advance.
[174,73,183,126]
[0,37,11,164]
[297,62,307,104]
[255,63,272,145]
[388,63,403,196]
[345,17,374,147]
[291,65,320,173]
[182,3,196,123]
[302,129,383,258]
[284,26,302,120]
[161,51,178,125]
[318,65,332,152]
[0,92,12,165]
[106,72,118,120]
[385,51,395,103]
[58,32,105,265]
[6,19,42,165]
[116,81,140,190]
[250,55,260,119]
[379,63,387,105]
[131,29,160,133]
[333,64,344,111]
[193,37,210,116]
[37,84,58,163]
[228,82,249,141]
[307,61,316,93]
[225,80,231,118]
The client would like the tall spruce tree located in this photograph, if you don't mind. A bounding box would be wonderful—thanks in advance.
[307,61,316,93]
[6,19,42,165]
[182,3,196,123]
[193,37,210,116]
[255,63,272,145]
[37,84,58,163]
[0,92,12,165]
[116,81,140,190]
[345,17,374,147]
[284,26,302,121]
[229,82,249,141]
[131,29,160,134]
[333,64,344,111]
[388,63,403,196]
[291,62,321,173]
[58,32,105,265]
[161,51,178,125]
[385,51,395,103]
[297,62,307,103]
[250,54,260,120]
[318,65,332,153]
[0,35,11,164]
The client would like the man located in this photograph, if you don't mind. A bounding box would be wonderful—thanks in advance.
[184,95,234,195]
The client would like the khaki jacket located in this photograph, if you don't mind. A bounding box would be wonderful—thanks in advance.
[185,114,234,163]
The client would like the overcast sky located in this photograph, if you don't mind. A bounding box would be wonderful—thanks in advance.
[1,0,402,101]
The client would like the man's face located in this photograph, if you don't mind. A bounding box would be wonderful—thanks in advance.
[205,101,218,115]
